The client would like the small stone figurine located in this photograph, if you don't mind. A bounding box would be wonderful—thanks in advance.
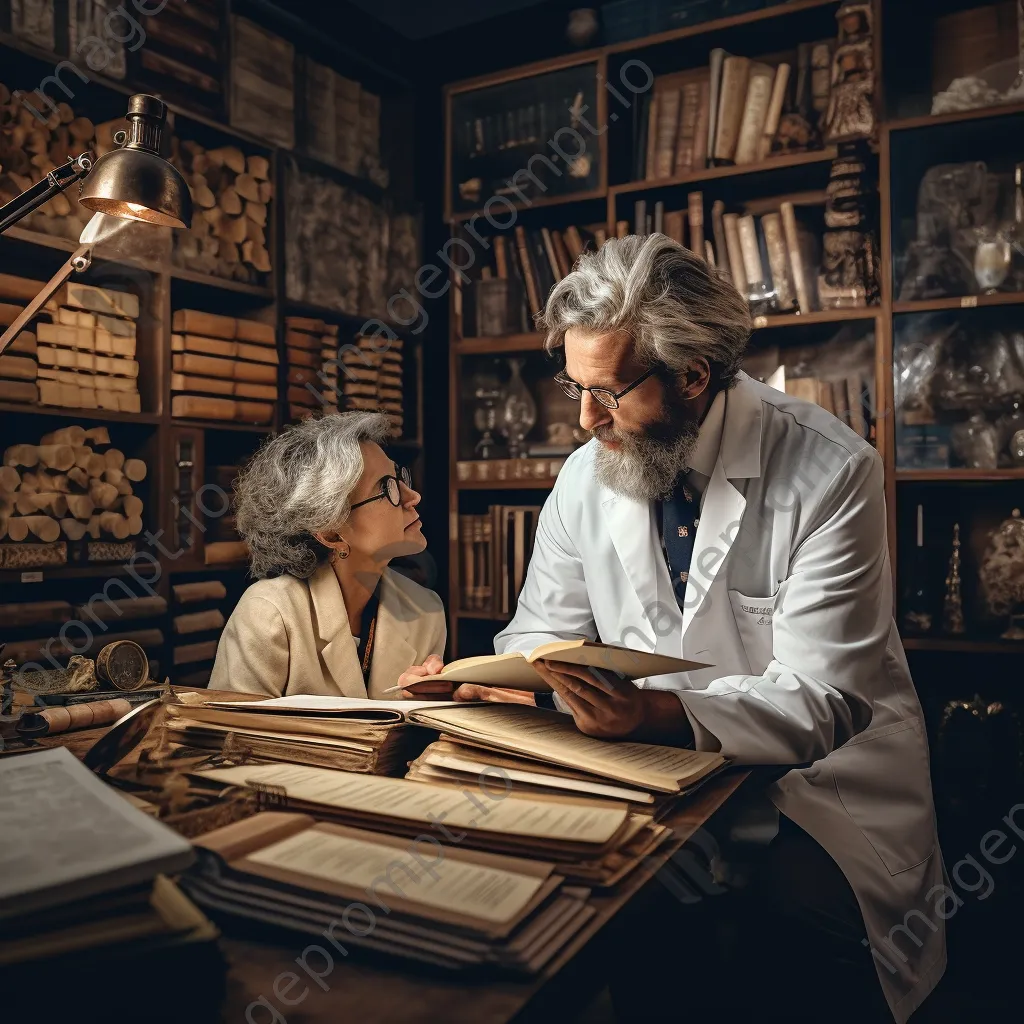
[823,2,876,145]
[943,523,966,635]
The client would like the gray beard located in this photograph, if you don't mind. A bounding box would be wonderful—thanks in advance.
[591,414,701,503]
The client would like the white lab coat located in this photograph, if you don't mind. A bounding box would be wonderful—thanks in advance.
[496,372,945,1022]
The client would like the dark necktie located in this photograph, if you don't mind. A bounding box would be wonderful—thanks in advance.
[660,479,699,607]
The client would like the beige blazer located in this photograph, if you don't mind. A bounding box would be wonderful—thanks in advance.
[209,564,446,699]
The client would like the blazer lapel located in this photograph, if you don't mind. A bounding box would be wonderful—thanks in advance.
[366,572,418,699]
[308,564,366,698]
[601,491,660,652]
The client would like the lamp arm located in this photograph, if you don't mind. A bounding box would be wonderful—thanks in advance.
[0,245,93,358]
[0,153,93,236]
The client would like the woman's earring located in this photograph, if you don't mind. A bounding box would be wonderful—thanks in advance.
[338,545,350,560]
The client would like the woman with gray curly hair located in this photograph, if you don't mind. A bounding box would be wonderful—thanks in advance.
[210,411,448,699]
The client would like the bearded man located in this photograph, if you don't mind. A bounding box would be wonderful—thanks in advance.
[454,235,945,1023]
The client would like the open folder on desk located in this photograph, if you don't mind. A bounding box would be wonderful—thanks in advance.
[181,811,596,973]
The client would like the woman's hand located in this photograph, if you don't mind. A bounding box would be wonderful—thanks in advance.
[453,684,536,705]
[394,654,452,699]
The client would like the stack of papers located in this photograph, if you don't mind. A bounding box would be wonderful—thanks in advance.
[405,703,727,814]
[192,761,669,891]
[182,810,595,973]
[0,748,215,968]
[165,694,459,776]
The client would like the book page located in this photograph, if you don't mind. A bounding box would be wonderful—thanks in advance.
[527,640,710,679]
[197,763,628,845]
[423,750,654,804]
[409,705,724,792]
[247,827,543,925]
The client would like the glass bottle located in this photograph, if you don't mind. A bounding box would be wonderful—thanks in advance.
[501,357,537,459]
[902,504,934,634]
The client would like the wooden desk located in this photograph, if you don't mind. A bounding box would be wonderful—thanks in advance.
[9,723,749,1024]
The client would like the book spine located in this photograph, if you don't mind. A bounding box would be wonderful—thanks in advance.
[552,230,572,279]
[513,226,542,317]
[673,81,700,177]
[706,48,725,167]
[653,200,664,235]
[713,56,751,163]
[723,213,748,298]
[563,226,585,262]
[692,73,711,171]
[780,201,812,314]
[541,228,562,283]
[757,62,790,161]
[737,215,765,287]
[756,218,774,297]
[733,64,774,166]
[663,210,685,246]
[704,240,716,267]
[493,235,508,279]
[654,87,680,179]
[460,515,474,611]
[687,193,704,258]
[761,212,795,311]
[634,199,647,236]
[711,200,731,284]
[644,92,660,181]
[615,220,629,239]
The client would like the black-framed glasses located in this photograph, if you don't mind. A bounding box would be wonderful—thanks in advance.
[350,463,413,510]
[553,366,659,409]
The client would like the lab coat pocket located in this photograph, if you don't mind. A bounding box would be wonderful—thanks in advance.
[832,720,936,874]
[727,589,778,676]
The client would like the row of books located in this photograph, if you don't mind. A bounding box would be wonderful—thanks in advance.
[626,193,823,315]
[464,223,607,336]
[459,505,542,615]
[636,41,832,180]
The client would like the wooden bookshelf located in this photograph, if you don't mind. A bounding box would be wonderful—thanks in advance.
[0,12,423,685]
[443,0,1024,660]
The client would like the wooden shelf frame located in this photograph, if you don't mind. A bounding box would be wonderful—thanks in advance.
[443,0,1024,657]
[0,12,426,684]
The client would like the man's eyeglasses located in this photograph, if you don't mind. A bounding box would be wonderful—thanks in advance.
[350,463,413,510]
[553,366,659,410]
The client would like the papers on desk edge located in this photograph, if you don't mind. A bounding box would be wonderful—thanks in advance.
[0,747,194,920]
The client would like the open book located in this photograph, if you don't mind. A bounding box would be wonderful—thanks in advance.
[432,639,710,692]
[201,694,465,721]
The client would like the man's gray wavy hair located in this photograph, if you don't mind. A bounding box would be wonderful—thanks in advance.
[538,233,752,389]
[234,411,391,579]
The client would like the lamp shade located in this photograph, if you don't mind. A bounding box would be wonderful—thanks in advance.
[80,94,193,229]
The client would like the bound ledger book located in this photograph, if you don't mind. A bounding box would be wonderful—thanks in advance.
[181,811,596,973]
[431,639,710,692]
[165,695,464,775]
